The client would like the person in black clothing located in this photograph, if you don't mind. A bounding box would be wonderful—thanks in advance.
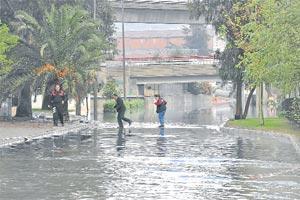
[112,94,132,129]
[49,84,65,126]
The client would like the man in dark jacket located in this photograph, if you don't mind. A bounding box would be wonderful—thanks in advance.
[154,94,167,127]
[112,94,132,129]
[49,84,65,126]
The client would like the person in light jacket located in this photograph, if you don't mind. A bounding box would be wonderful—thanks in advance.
[154,94,167,128]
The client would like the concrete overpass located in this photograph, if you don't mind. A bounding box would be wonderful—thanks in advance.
[130,62,220,84]
[108,0,204,24]
[105,59,220,84]
[103,60,220,96]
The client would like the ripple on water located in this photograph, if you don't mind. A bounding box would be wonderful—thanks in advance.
[0,127,299,200]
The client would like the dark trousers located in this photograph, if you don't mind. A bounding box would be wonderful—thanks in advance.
[117,110,131,128]
[53,105,64,126]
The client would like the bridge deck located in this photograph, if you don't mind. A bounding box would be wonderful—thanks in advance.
[109,0,188,10]
[109,0,204,24]
[106,62,220,84]
[131,64,218,77]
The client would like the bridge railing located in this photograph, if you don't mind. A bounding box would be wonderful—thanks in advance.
[113,55,219,65]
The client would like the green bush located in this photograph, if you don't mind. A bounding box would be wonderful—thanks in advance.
[102,79,120,98]
[281,98,300,125]
[103,99,144,113]
[187,82,212,95]
[287,98,300,124]
[125,99,144,110]
[103,100,116,112]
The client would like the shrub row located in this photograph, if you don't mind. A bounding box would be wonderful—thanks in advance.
[103,99,144,113]
[281,98,300,125]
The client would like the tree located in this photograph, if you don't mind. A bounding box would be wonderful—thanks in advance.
[190,0,254,119]
[183,25,209,55]
[237,0,300,124]
[218,47,244,119]
[188,82,212,95]
[0,23,18,78]
[0,23,19,104]
[239,0,300,95]
[6,3,113,116]
[102,79,120,99]
[0,0,115,118]
[1,0,56,117]
[83,0,116,56]
[14,5,109,115]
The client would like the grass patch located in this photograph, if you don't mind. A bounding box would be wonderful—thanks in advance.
[125,99,144,110]
[103,99,144,113]
[32,108,51,113]
[227,117,300,135]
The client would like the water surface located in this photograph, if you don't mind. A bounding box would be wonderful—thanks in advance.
[0,126,299,200]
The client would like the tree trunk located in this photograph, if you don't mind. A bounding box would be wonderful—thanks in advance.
[265,83,272,98]
[76,98,81,116]
[86,96,89,120]
[42,79,55,110]
[16,82,32,118]
[258,82,265,126]
[64,93,69,121]
[93,82,98,120]
[229,82,236,97]
[242,86,256,119]
[235,80,243,119]
[92,0,98,120]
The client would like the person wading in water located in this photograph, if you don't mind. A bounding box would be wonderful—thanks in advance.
[154,94,167,128]
[112,94,132,129]
[49,84,65,126]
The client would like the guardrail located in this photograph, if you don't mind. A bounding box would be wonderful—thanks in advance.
[113,55,219,65]
[114,55,213,61]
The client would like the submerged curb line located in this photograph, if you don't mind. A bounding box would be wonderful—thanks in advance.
[220,125,300,156]
[0,122,96,148]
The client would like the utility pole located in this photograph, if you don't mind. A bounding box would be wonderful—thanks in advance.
[93,0,98,120]
[121,0,127,99]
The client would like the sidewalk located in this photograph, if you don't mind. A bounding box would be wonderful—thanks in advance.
[0,115,90,148]
[0,121,53,140]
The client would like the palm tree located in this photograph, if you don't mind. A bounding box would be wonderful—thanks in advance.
[14,5,109,116]
[0,23,19,104]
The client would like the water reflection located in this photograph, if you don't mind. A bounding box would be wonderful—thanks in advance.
[116,128,126,156]
[159,127,165,136]
[0,127,299,199]
[97,95,277,127]
[100,101,234,126]
[157,128,166,157]
[236,137,244,159]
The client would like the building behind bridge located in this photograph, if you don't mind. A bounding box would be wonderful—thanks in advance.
[114,27,225,60]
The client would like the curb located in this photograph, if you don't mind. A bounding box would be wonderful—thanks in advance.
[0,122,96,148]
[221,124,300,156]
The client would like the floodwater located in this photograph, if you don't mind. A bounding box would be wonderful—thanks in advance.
[98,95,275,126]
[99,96,235,125]
[0,97,299,199]
[0,125,299,199]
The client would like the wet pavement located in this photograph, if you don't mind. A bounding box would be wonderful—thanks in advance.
[0,125,299,200]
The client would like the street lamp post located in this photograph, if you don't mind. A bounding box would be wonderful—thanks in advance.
[93,0,98,120]
[121,0,127,100]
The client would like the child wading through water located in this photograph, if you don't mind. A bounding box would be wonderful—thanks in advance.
[49,84,65,126]
[154,94,167,128]
[112,94,132,129]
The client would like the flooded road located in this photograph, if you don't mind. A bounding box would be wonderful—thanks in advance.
[98,95,273,126]
[0,96,298,199]
[0,125,299,199]
[100,97,235,126]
